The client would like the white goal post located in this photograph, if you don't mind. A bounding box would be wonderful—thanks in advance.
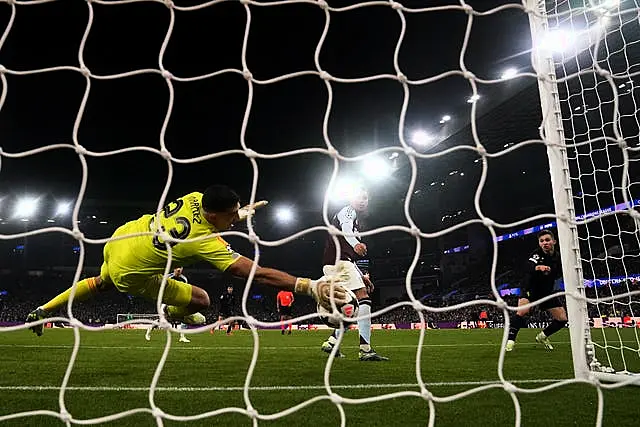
[527,0,640,384]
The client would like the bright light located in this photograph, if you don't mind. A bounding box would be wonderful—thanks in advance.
[599,0,619,10]
[275,207,294,223]
[441,115,451,122]
[467,94,480,103]
[539,29,577,53]
[56,202,71,216]
[501,68,518,80]
[361,156,391,181]
[14,197,38,219]
[329,178,362,203]
[411,130,434,147]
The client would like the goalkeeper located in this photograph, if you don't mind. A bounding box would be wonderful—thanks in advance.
[26,185,351,335]
[505,230,568,352]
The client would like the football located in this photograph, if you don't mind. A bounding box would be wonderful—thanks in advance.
[316,288,359,328]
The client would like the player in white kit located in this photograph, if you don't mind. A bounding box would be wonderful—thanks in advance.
[320,187,388,361]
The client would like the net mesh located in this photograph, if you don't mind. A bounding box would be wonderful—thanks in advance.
[547,0,640,376]
[0,0,639,426]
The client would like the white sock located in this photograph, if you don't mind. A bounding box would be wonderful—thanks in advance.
[358,302,372,351]
[180,323,187,338]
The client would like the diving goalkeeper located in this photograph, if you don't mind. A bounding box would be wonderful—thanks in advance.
[26,185,351,335]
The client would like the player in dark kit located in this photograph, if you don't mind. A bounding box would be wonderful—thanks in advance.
[216,285,236,335]
[320,187,388,361]
[506,230,568,352]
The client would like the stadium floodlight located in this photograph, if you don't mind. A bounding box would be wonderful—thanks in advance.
[13,197,38,219]
[538,29,577,53]
[410,129,434,147]
[440,115,451,123]
[361,156,391,181]
[55,202,71,216]
[501,67,518,80]
[467,94,480,103]
[597,0,619,11]
[329,177,362,203]
[275,206,294,223]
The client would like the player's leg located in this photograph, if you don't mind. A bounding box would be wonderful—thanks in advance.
[535,301,567,351]
[352,287,387,361]
[26,261,115,336]
[178,323,190,343]
[280,314,286,335]
[506,298,531,351]
[211,315,224,334]
[141,275,210,325]
[144,323,160,341]
[286,314,293,334]
[322,262,388,361]
[321,326,347,357]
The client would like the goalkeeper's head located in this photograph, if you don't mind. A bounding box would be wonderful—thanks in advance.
[202,185,241,231]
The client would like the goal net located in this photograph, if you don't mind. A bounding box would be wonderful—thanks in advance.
[529,0,640,382]
[1,0,640,426]
[116,313,160,329]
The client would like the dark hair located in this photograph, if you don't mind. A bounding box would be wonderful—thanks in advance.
[202,185,240,213]
[537,229,555,240]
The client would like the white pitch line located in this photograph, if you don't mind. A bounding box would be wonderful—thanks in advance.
[0,379,571,392]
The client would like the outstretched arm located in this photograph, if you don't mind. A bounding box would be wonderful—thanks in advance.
[226,256,350,311]
[227,257,297,289]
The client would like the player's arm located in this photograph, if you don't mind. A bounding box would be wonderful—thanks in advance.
[337,207,366,255]
[201,236,350,310]
[225,256,350,311]
[527,253,549,273]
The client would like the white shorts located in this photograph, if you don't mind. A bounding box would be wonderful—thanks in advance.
[322,260,365,292]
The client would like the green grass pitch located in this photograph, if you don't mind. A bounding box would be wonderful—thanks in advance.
[0,328,639,426]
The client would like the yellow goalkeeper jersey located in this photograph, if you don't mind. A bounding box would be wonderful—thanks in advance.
[104,192,240,276]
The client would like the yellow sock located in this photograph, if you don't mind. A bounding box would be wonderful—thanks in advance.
[41,277,98,313]
[166,305,189,321]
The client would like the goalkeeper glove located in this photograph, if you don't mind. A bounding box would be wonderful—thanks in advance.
[295,277,349,312]
[236,200,269,222]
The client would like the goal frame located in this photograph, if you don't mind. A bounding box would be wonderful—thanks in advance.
[116,313,160,326]
[526,0,639,384]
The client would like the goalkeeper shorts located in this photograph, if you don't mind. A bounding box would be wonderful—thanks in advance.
[99,235,193,306]
[322,261,365,292]
[100,264,193,307]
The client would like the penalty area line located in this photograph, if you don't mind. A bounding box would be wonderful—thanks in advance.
[0,379,572,392]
